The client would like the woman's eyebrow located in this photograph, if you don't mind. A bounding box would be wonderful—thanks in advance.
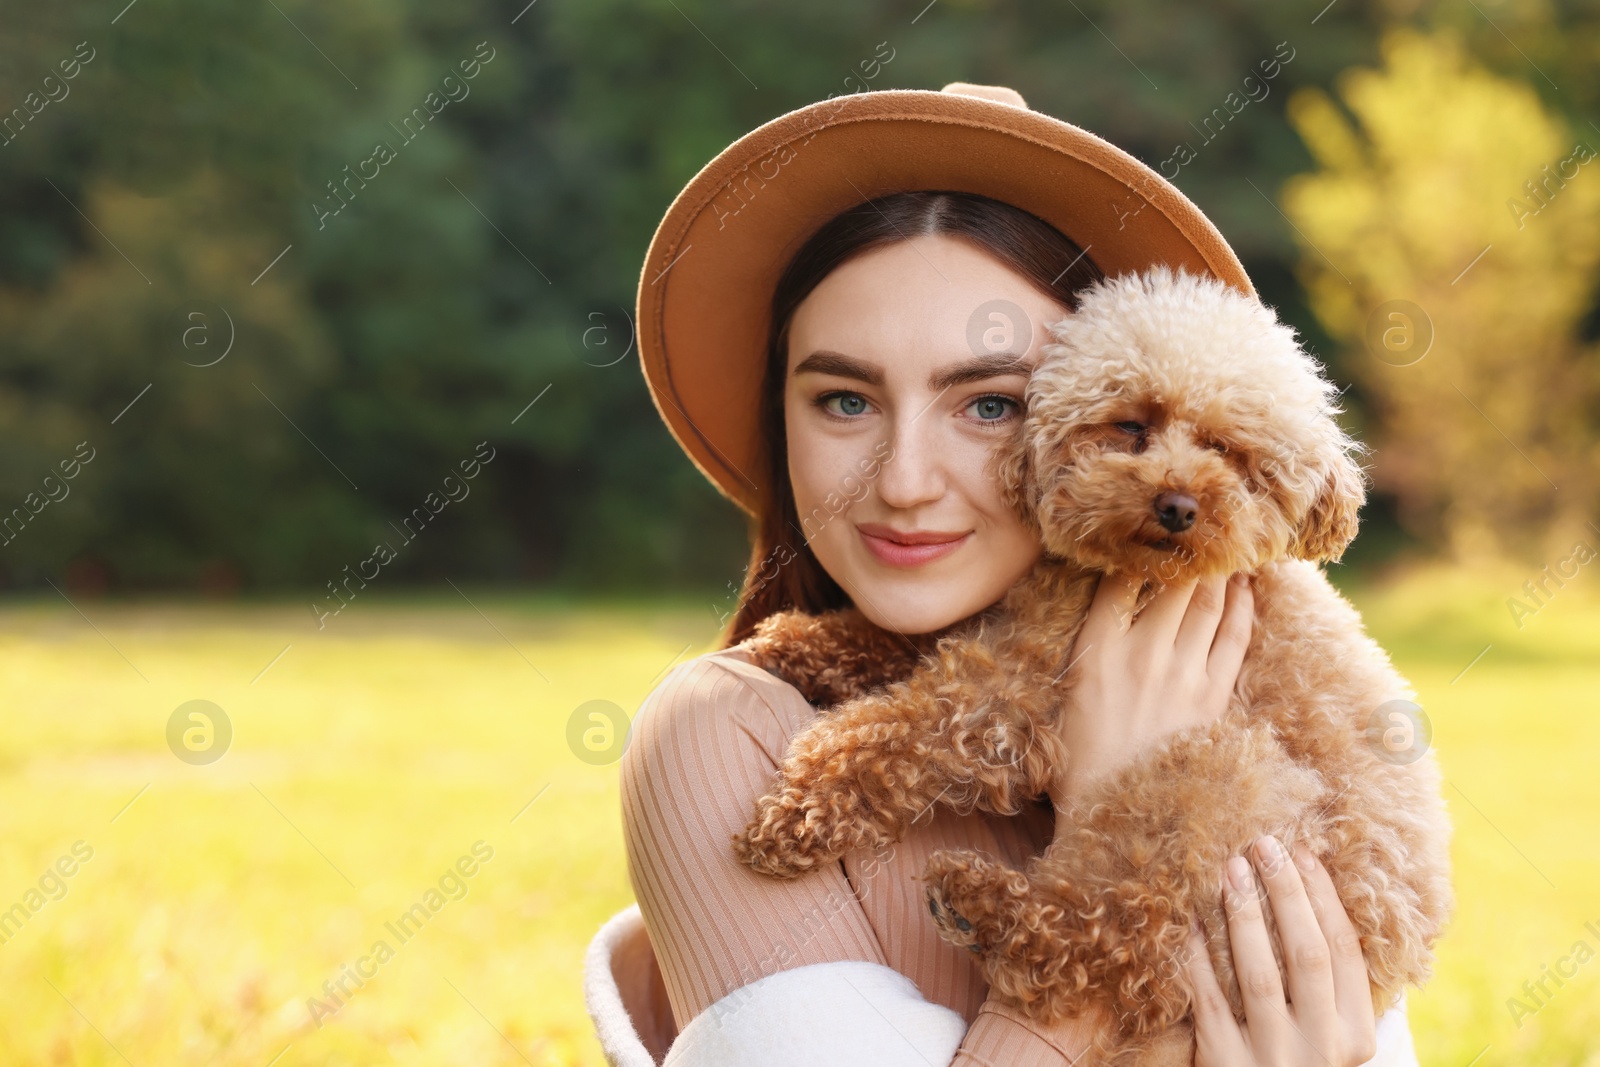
[928,352,1032,390]
[792,350,883,385]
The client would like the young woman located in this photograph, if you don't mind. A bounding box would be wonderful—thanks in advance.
[606,85,1418,1066]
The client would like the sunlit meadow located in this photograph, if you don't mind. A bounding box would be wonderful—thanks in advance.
[0,556,1595,1065]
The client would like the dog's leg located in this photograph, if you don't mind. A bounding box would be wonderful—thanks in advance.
[734,568,1080,879]
[921,848,1139,1024]
[925,847,1201,1042]
[732,671,1001,878]
[734,632,1069,878]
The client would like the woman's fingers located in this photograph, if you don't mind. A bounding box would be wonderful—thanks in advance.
[1183,922,1251,1065]
[1296,844,1380,1062]
[1198,574,1254,724]
[1173,573,1228,660]
[1131,573,1200,645]
[1206,573,1255,676]
[1221,852,1290,1057]
[1080,570,1141,644]
[1252,835,1340,1052]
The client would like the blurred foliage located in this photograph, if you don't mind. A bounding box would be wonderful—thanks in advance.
[0,1,1597,594]
[1284,27,1600,564]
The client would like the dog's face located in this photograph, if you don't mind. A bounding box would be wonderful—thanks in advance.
[997,267,1368,582]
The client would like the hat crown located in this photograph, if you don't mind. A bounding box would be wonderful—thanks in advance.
[939,82,1028,109]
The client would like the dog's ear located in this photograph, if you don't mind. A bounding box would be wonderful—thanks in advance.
[996,434,1035,524]
[1291,449,1367,562]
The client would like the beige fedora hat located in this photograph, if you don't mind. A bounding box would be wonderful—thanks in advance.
[636,82,1255,517]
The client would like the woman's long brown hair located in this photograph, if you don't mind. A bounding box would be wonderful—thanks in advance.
[720,191,1105,648]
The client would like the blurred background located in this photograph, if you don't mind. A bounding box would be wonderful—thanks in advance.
[1,0,1597,1064]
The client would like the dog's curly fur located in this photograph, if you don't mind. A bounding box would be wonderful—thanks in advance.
[729,267,1454,1064]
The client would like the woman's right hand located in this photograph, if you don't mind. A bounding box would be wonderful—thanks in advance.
[1049,570,1256,812]
[1184,838,1381,1067]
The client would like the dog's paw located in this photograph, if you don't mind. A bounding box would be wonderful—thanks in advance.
[732,785,882,878]
[925,849,1103,1025]
[924,885,984,956]
[731,788,821,878]
[922,849,1029,957]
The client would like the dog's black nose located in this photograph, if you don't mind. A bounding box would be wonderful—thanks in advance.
[1153,491,1199,533]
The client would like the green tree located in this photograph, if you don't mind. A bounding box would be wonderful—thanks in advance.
[8,2,1599,593]
[1283,27,1600,564]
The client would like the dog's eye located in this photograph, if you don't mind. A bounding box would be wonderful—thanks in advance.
[1208,440,1229,455]
[1115,421,1145,435]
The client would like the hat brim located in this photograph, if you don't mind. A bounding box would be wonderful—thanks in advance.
[637,88,1255,518]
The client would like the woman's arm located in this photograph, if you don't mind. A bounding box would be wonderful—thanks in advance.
[621,653,1099,1065]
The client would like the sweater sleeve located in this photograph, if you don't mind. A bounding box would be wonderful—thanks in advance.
[620,652,1100,1065]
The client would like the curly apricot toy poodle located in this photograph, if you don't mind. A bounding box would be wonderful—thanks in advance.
[731,266,1453,1065]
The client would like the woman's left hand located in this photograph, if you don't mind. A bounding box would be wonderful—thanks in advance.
[1183,835,1379,1067]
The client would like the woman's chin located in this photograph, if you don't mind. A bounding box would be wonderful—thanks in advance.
[825,539,1039,636]
[848,585,984,636]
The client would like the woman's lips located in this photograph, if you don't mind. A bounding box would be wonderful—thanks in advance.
[856,524,972,568]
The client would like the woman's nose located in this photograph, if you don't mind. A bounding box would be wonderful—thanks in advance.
[874,417,946,509]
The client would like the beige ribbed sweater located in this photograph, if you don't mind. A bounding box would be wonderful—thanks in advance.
[620,643,1101,1063]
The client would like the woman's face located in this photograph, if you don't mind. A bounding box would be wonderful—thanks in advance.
[784,233,1071,634]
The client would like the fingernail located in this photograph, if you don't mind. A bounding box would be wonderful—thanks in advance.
[1231,572,1245,586]
[1226,855,1252,894]
[1256,834,1284,870]
[1294,842,1316,872]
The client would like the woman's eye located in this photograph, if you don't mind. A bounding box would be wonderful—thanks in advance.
[821,392,870,417]
[966,395,1019,422]
[1115,420,1145,434]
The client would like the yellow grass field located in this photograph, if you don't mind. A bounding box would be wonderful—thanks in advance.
[0,558,1596,1066]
